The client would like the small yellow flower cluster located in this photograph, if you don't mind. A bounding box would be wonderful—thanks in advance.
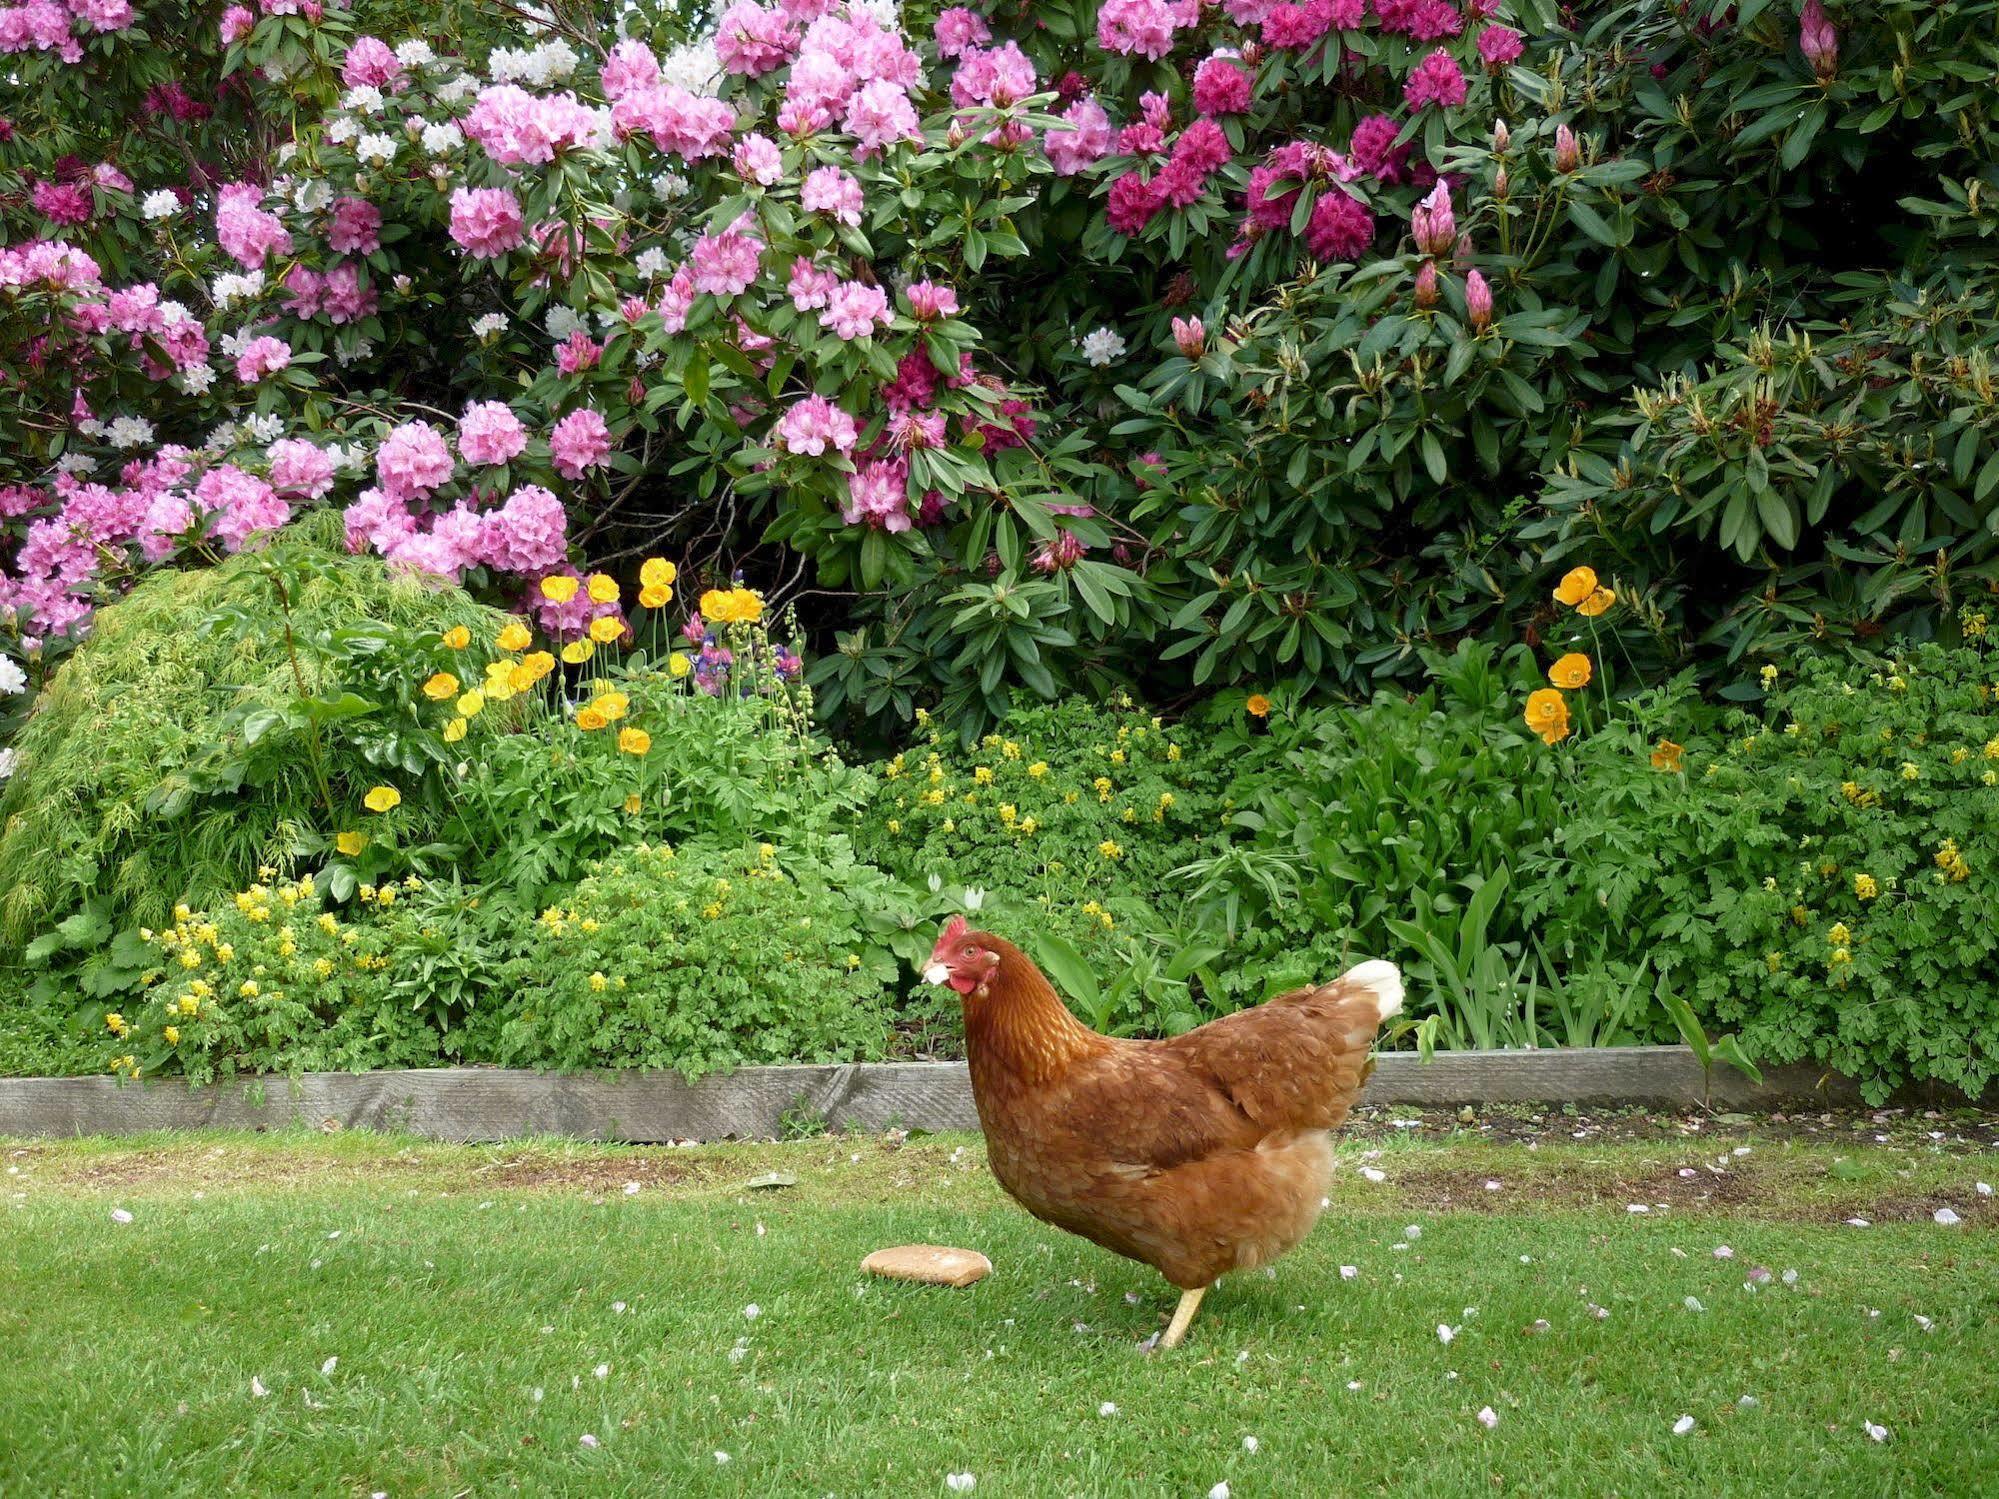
[1840,780,1880,808]
[1935,840,1971,883]
[1853,873,1879,901]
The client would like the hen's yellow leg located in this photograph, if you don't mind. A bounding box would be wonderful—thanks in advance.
[1160,1286,1209,1350]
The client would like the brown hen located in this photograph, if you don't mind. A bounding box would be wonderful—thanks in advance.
[925,916,1403,1348]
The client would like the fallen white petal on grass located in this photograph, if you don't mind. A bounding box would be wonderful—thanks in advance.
[578,1434,599,1450]
[1403,1224,1422,1241]
[1913,1315,1934,1332]
[1677,1168,1697,1178]
[1977,1182,1993,1197]
[1672,1415,1696,1436]
[1738,1395,1759,1409]
[1206,1484,1229,1499]
[110,1208,134,1225]
[623,1182,641,1196]
[1845,1218,1871,1228]
[250,1377,268,1398]
[1484,1180,1502,1192]
[593,1364,609,1380]
[1684,1297,1705,1313]
[1933,1208,1961,1226]
[1436,1324,1456,1345]
[320,1357,338,1376]
[1340,1265,1358,1280]
[1360,1168,1386,1183]
[1713,1245,1734,1259]
[1782,1269,1799,1284]
[1476,1406,1499,1430]
[713,1451,731,1465]
[947,1475,977,1493]
[743,1304,762,1320]
[1626,1204,1649,1214]
[1669,1248,1687,1259]
[1242,1435,1259,1453]
[1099,1402,1118,1417]
[612,1301,627,1314]
[1863,1421,1890,1443]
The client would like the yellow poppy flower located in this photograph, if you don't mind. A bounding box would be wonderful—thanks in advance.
[540,575,579,603]
[1548,653,1592,689]
[1577,586,1616,617]
[561,639,595,665]
[639,584,672,610]
[442,626,471,650]
[624,793,643,815]
[667,651,691,678]
[576,706,609,732]
[521,651,555,682]
[443,717,467,743]
[363,785,402,813]
[496,620,533,652]
[1650,739,1684,772]
[422,672,459,701]
[335,831,366,856]
[587,573,619,604]
[593,691,629,722]
[588,615,624,644]
[456,690,486,718]
[618,727,651,755]
[1245,693,1272,718]
[640,557,677,589]
[1553,566,1598,606]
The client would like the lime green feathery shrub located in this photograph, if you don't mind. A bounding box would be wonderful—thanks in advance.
[0,512,510,956]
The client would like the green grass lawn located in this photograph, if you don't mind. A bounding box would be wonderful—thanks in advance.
[3,1122,1995,1496]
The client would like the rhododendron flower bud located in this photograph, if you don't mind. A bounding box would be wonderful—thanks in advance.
[1411,182,1456,256]
[1466,269,1494,331]
[1492,118,1511,152]
[907,280,959,320]
[1554,123,1581,173]
[1172,316,1206,358]
[1413,259,1439,310]
[1800,0,1837,78]
[1494,165,1510,198]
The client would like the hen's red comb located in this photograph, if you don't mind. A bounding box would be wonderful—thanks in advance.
[929,913,969,962]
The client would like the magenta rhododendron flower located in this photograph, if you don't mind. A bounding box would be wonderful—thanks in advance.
[1411,181,1456,255]
[1107,172,1163,235]
[691,224,765,296]
[340,36,404,90]
[214,184,291,268]
[1476,23,1523,68]
[1800,0,1837,78]
[219,5,254,43]
[1193,55,1253,116]
[549,408,614,480]
[1305,189,1374,260]
[458,401,528,467]
[1403,48,1468,109]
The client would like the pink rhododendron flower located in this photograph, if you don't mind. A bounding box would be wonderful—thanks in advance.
[615,84,737,159]
[820,280,890,339]
[234,335,291,382]
[319,261,375,323]
[448,187,525,259]
[328,196,382,255]
[1800,0,1837,77]
[549,408,614,479]
[341,35,404,90]
[1097,0,1180,59]
[464,84,598,166]
[31,181,91,226]
[801,165,864,225]
[1411,181,1456,255]
[691,224,765,296]
[267,438,337,499]
[775,394,859,455]
[215,184,291,268]
[845,80,921,153]
[734,132,784,185]
[197,465,290,549]
[1172,316,1206,357]
[1045,95,1115,176]
[906,280,959,320]
[376,420,455,500]
[1554,123,1580,172]
[715,0,800,76]
[220,5,254,43]
[844,459,912,531]
[934,6,990,57]
[1106,172,1162,235]
[1413,258,1440,309]
[477,484,568,572]
[1349,113,1409,182]
[458,400,528,466]
[600,38,661,100]
[787,258,838,311]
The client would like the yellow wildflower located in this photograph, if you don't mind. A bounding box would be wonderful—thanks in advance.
[443,717,468,743]
[641,557,678,589]
[561,639,595,665]
[337,830,367,858]
[576,706,609,732]
[164,1026,180,1046]
[1853,873,1878,901]
[422,672,459,701]
[457,690,486,718]
[667,652,691,678]
[496,620,533,653]
[540,575,579,604]
[442,626,471,650]
[363,785,401,813]
[618,727,651,755]
[587,573,619,604]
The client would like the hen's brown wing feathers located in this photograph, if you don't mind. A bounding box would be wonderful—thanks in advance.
[1156,974,1386,1134]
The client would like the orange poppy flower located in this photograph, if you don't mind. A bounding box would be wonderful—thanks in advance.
[1553,567,1598,607]
[1523,687,1571,745]
[1548,653,1592,689]
[1246,693,1272,718]
[1651,739,1684,772]
[1577,586,1616,617]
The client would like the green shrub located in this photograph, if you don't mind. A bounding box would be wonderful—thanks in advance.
[0,514,509,951]
[491,841,898,1077]
[1537,638,1999,1102]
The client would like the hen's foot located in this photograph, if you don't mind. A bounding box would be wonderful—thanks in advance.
[1159,1285,1209,1350]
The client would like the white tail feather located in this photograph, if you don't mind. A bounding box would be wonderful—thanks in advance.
[1340,959,1404,1022]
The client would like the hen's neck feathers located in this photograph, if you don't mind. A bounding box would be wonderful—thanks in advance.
[963,938,1109,1086]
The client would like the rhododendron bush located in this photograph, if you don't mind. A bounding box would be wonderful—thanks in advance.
[4,0,1996,751]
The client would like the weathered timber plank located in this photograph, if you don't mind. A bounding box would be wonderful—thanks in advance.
[0,1047,1932,1143]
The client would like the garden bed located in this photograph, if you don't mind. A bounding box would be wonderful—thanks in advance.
[1,1046,1964,1143]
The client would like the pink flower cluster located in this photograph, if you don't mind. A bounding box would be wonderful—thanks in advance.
[215,183,291,270]
[1097,0,1197,60]
[1,0,135,61]
[465,84,601,166]
[447,187,525,260]
[549,408,614,480]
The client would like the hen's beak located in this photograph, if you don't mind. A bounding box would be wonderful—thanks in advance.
[923,963,951,986]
